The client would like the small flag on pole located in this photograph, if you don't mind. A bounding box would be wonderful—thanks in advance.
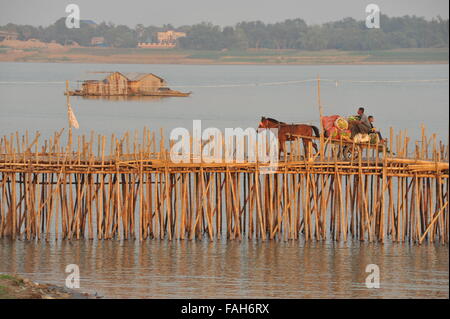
[67,103,79,129]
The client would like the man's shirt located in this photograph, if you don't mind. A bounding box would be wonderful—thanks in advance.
[360,113,370,128]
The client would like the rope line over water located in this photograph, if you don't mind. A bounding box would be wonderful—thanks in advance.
[0,78,448,88]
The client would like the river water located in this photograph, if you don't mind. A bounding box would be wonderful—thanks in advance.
[0,62,448,142]
[0,62,448,298]
[0,239,448,299]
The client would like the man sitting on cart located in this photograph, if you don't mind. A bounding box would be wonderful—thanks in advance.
[350,107,371,138]
[368,115,385,143]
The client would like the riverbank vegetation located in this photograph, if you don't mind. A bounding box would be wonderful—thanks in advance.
[1,15,448,51]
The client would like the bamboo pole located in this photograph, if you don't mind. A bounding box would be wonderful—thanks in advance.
[0,128,448,242]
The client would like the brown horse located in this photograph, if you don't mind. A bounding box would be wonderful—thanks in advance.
[258,116,320,157]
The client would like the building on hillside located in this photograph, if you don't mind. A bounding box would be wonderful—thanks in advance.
[81,20,97,27]
[156,31,186,44]
[91,37,106,46]
[137,42,176,49]
[137,30,186,49]
[0,31,19,41]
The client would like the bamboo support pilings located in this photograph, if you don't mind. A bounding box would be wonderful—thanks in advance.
[0,128,448,243]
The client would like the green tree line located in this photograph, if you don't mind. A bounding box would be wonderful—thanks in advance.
[0,15,448,50]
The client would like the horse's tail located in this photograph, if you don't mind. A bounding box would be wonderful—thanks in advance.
[311,125,320,137]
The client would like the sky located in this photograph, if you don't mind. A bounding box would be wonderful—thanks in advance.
[0,0,448,27]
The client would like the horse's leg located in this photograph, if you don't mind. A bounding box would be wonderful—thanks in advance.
[302,138,310,159]
[279,136,285,159]
[313,142,318,154]
[306,127,318,156]
[302,138,309,158]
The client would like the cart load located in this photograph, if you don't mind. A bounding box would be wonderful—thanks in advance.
[346,115,361,132]
[322,115,351,140]
[335,117,349,130]
[322,115,381,145]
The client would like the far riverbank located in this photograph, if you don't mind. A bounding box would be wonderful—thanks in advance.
[0,47,447,65]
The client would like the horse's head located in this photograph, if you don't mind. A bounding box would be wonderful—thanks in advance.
[258,116,268,129]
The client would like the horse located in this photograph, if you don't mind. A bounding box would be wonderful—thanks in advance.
[258,116,320,157]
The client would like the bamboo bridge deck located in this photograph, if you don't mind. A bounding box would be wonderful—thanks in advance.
[0,128,448,243]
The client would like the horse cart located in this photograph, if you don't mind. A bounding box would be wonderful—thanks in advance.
[258,116,387,161]
[321,115,388,161]
[326,137,387,161]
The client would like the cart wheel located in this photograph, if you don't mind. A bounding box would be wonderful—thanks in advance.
[331,144,341,158]
[343,145,360,160]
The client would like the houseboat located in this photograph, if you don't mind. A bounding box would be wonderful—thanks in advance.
[67,72,191,97]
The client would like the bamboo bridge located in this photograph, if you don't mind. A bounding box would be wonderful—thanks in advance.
[0,127,448,243]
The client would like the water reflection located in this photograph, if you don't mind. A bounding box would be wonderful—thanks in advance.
[0,239,447,298]
[76,95,165,102]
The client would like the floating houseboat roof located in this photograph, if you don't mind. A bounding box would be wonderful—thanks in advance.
[123,72,165,82]
[80,72,166,83]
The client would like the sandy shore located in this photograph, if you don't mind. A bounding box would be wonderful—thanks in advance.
[0,274,101,299]
[0,47,447,65]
